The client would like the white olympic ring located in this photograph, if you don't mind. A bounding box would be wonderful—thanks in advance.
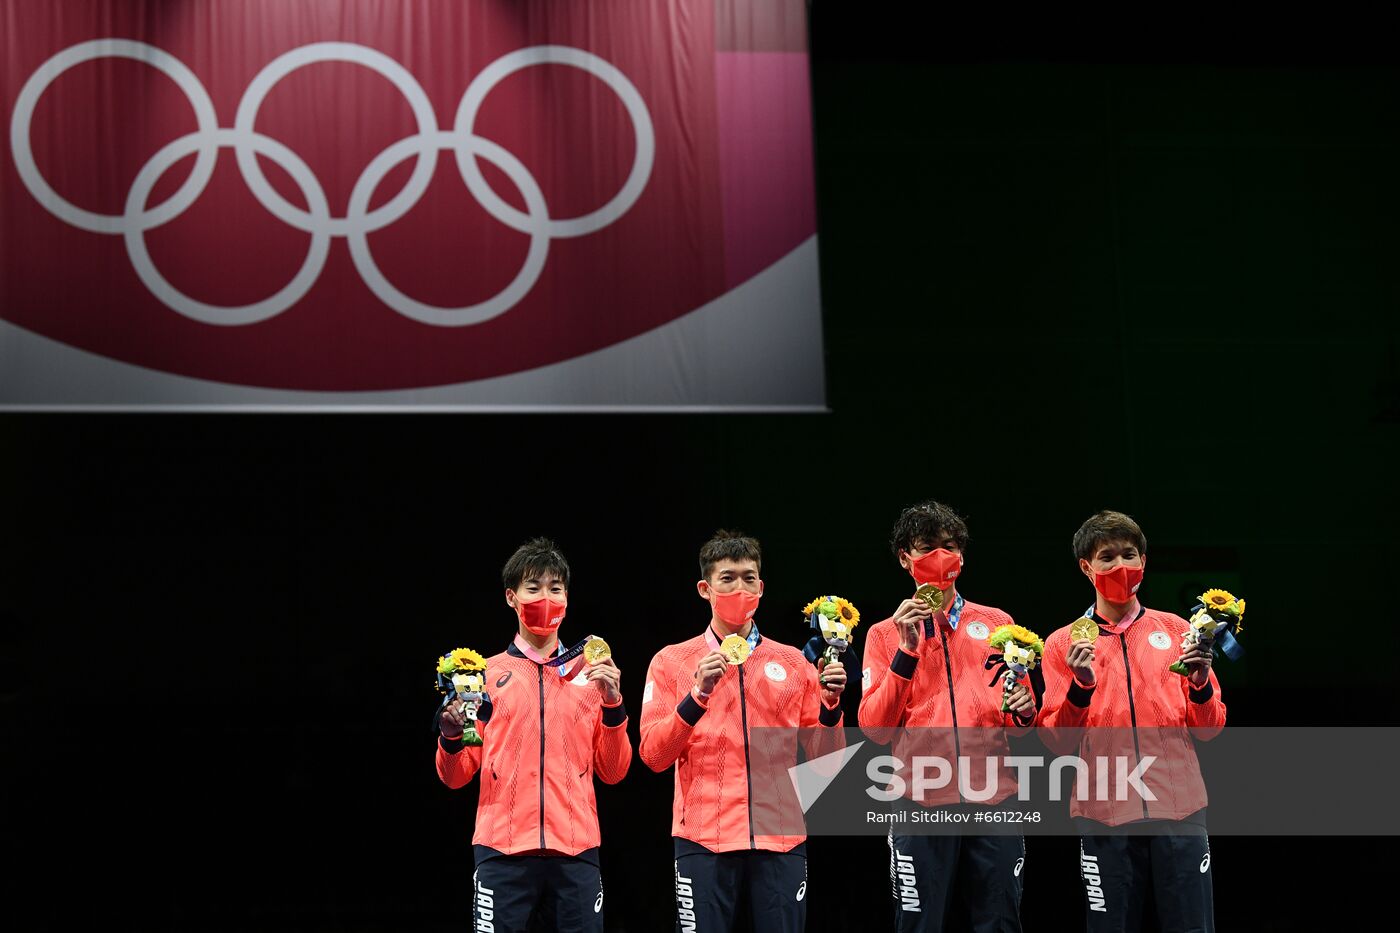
[455,46,655,239]
[10,39,654,327]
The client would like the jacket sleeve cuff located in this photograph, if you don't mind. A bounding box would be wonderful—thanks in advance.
[819,703,843,727]
[890,649,919,680]
[601,701,628,728]
[1188,680,1214,704]
[677,693,707,726]
[1067,680,1096,708]
[439,734,465,754]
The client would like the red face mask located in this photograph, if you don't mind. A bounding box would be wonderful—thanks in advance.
[711,588,760,626]
[515,594,567,635]
[1090,564,1143,603]
[908,548,962,589]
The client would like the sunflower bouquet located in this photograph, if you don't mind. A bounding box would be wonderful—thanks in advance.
[435,647,488,745]
[986,625,1045,713]
[802,595,861,665]
[1169,588,1246,676]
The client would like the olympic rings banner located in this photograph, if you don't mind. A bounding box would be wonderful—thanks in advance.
[0,0,824,410]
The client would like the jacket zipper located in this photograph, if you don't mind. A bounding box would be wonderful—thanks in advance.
[538,664,547,849]
[1117,634,1149,820]
[739,662,755,848]
[939,627,964,804]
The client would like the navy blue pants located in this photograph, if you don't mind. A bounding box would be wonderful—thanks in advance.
[889,830,1025,932]
[674,849,807,932]
[1078,827,1214,933]
[471,853,604,933]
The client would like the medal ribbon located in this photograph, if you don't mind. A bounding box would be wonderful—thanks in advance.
[1085,602,1142,635]
[704,622,762,653]
[542,634,599,680]
[514,634,590,680]
[924,593,966,637]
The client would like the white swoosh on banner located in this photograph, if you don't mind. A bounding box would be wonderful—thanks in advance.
[0,237,824,411]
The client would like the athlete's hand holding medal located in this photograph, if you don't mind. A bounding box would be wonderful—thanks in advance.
[891,582,953,650]
[692,651,728,697]
[693,637,745,700]
[582,637,622,705]
[1067,615,1099,687]
[542,634,624,706]
[893,592,934,653]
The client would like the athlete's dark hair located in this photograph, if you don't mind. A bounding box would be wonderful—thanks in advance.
[502,537,571,590]
[889,500,970,559]
[698,529,762,580]
[1072,511,1147,561]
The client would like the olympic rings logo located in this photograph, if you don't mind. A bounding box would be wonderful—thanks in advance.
[9,40,654,327]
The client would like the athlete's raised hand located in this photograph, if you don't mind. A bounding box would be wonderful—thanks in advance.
[892,598,930,653]
[693,651,727,697]
[587,656,623,704]
[439,697,466,740]
[1005,681,1036,721]
[817,658,846,703]
[1067,640,1096,687]
[1176,643,1213,688]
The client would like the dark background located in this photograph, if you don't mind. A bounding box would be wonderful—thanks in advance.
[4,4,1397,931]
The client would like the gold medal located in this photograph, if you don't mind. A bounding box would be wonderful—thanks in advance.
[1070,617,1099,643]
[915,583,945,613]
[719,634,751,665]
[584,637,611,664]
